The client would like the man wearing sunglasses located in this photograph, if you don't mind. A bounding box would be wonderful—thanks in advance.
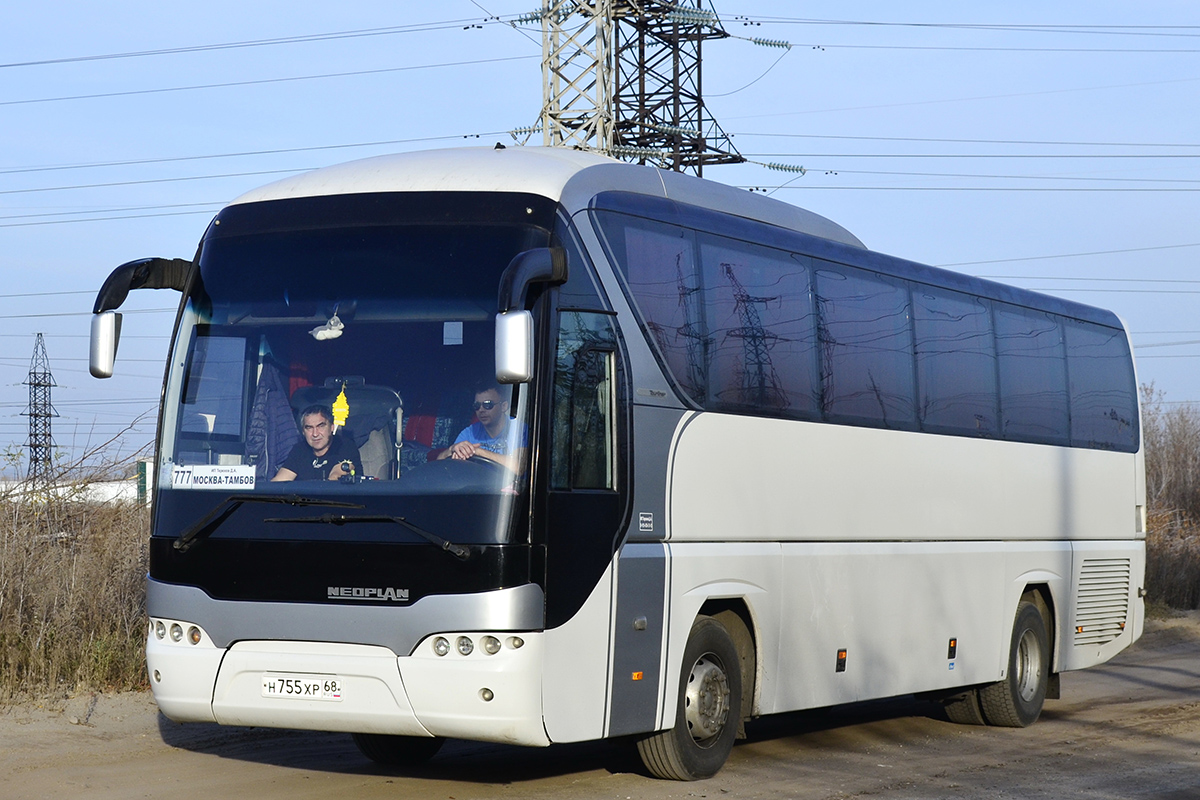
[438,382,527,471]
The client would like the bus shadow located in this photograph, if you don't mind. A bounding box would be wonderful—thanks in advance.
[154,696,950,783]
[155,713,642,782]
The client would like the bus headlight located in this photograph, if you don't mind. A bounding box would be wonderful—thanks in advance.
[433,637,450,656]
[481,636,501,655]
[456,636,474,656]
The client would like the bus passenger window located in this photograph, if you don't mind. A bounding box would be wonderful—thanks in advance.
[995,307,1069,445]
[913,289,998,436]
[815,265,916,429]
[1064,321,1137,451]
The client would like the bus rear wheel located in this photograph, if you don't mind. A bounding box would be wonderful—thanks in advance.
[979,600,1050,727]
[637,616,742,781]
[351,733,444,767]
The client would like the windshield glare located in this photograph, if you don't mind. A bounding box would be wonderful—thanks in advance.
[158,194,551,541]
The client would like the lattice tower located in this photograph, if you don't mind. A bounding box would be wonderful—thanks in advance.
[23,333,58,482]
[537,0,743,175]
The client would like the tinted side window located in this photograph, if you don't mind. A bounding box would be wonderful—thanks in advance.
[913,289,998,436]
[551,312,618,489]
[815,264,916,428]
[594,211,706,404]
[995,307,1069,445]
[180,333,249,438]
[697,234,819,417]
[1064,321,1138,451]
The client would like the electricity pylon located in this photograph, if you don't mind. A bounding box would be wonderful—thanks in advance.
[534,0,743,175]
[23,333,58,482]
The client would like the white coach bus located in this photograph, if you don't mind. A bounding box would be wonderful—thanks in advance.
[91,146,1144,780]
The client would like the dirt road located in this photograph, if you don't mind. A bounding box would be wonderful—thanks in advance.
[4,612,1199,800]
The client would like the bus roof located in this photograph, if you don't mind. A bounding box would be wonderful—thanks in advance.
[228,146,867,249]
[226,146,1123,331]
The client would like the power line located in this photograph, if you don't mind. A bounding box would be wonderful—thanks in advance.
[799,168,1200,184]
[724,74,1200,122]
[1,54,539,108]
[0,132,506,176]
[741,153,1200,159]
[0,166,309,196]
[939,242,1200,267]
[742,18,1200,38]
[0,17,508,69]
[734,132,1200,149]
[741,185,1200,192]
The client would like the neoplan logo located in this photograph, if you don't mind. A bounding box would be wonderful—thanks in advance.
[327,586,410,602]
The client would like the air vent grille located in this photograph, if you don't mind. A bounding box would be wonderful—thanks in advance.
[1074,558,1130,646]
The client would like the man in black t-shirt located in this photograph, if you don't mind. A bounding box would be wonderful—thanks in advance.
[271,404,362,482]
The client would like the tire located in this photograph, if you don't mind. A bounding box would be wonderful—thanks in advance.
[979,600,1050,727]
[351,733,444,766]
[943,689,987,725]
[637,616,742,781]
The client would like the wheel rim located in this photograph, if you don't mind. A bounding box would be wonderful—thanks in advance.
[684,653,731,745]
[1015,628,1044,703]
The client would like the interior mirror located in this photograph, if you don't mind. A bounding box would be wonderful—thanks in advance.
[89,311,123,379]
[495,310,534,384]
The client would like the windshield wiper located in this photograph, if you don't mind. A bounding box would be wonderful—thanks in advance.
[264,513,470,560]
[173,494,364,553]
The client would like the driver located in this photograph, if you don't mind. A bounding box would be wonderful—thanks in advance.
[272,404,363,481]
[438,382,527,472]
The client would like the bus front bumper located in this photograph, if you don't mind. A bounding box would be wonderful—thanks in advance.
[147,618,549,746]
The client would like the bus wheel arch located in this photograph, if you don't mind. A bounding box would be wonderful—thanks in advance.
[637,615,743,780]
[701,599,758,734]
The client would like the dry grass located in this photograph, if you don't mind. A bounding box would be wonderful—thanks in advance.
[1146,510,1200,611]
[1141,384,1200,610]
[0,497,149,700]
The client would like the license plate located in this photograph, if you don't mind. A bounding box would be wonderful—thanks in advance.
[261,673,344,701]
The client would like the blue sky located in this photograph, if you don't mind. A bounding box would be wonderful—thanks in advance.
[1,2,1198,471]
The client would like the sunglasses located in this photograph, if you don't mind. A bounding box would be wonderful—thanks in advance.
[473,400,500,411]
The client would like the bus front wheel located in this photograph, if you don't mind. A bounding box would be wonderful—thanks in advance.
[979,600,1050,727]
[637,616,742,781]
[351,733,444,767]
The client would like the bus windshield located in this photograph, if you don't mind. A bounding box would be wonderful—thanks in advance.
[156,192,555,546]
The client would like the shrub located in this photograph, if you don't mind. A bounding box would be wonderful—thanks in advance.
[0,497,149,699]
[1141,384,1200,609]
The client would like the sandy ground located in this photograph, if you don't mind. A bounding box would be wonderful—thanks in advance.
[3,611,1199,800]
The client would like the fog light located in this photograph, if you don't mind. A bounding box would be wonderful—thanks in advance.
[187,626,202,645]
[456,636,474,656]
[480,688,494,702]
[433,637,450,656]
[482,636,501,655]
[153,670,161,683]
[169,623,184,642]
[154,621,166,640]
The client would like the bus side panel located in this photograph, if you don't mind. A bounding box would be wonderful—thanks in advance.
[774,542,1008,710]
[668,413,1138,545]
[541,562,614,743]
[607,543,668,737]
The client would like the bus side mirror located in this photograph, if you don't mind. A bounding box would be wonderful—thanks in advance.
[90,311,123,379]
[495,310,534,384]
[494,247,567,384]
[89,256,191,379]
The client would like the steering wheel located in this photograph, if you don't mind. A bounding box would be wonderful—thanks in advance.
[467,453,517,479]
